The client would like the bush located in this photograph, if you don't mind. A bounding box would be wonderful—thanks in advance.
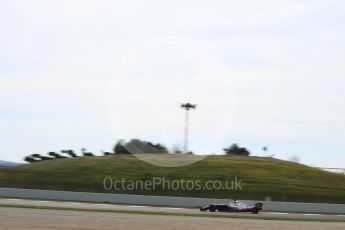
[223,144,250,156]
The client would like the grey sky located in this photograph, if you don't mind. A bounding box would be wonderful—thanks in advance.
[0,0,345,167]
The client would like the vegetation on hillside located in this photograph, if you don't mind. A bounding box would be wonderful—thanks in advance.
[1,155,345,203]
[23,139,250,163]
[223,144,250,156]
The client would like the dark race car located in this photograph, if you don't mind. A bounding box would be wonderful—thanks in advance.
[200,200,263,214]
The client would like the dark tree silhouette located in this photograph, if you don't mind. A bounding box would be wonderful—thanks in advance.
[146,142,169,153]
[115,139,169,154]
[36,155,53,161]
[82,148,94,157]
[114,140,131,154]
[22,153,43,163]
[48,152,67,159]
[102,151,114,156]
[61,150,78,158]
[31,153,41,158]
[223,144,250,156]
[24,156,39,163]
[27,154,53,161]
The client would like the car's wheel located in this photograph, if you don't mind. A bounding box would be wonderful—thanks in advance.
[209,205,216,212]
[252,208,259,214]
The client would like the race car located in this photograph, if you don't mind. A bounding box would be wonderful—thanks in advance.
[200,200,263,214]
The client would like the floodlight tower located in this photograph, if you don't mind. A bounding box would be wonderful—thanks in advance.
[181,103,197,153]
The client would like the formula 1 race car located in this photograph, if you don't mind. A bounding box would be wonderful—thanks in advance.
[200,200,263,214]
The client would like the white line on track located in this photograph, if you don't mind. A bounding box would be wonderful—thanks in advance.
[37,200,51,203]
[128,205,147,208]
[337,215,345,217]
[303,213,321,216]
[164,207,183,210]
[6,199,21,201]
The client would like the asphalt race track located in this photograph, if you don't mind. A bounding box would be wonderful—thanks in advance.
[1,197,345,221]
[3,207,345,230]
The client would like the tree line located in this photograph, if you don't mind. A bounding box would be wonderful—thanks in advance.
[24,139,251,163]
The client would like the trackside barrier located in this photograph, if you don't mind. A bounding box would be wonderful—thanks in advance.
[0,187,344,214]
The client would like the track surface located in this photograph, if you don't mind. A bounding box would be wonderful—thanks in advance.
[1,197,345,221]
[1,207,345,230]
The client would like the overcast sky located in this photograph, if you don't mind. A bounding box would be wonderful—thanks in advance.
[1,0,345,167]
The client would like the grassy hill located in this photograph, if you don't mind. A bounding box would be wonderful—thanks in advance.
[0,155,345,203]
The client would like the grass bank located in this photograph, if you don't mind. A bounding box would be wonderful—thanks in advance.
[0,155,344,203]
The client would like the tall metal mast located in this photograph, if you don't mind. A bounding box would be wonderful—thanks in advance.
[181,103,196,153]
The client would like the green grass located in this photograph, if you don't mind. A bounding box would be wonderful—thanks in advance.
[0,204,344,222]
[0,155,345,203]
